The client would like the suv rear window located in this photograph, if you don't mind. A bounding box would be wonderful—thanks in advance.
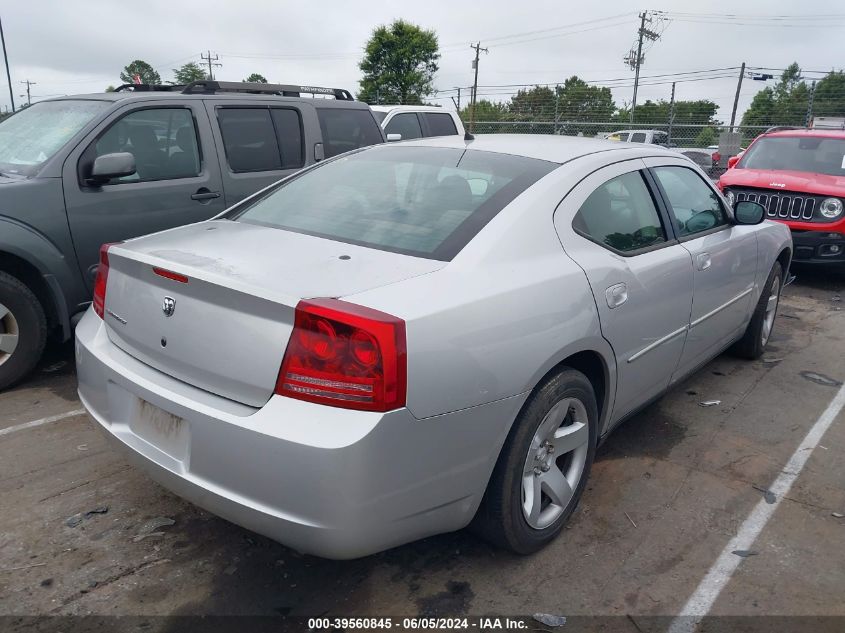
[232,145,556,260]
[739,135,845,177]
[316,108,383,158]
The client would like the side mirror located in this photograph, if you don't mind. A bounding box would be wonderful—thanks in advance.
[88,152,136,185]
[734,200,765,225]
[386,133,402,142]
[314,142,325,162]
[727,155,740,169]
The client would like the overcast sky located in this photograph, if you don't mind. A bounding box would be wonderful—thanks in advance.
[1,0,843,122]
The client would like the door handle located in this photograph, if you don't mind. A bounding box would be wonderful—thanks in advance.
[695,252,712,271]
[605,283,628,309]
[191,189,221,201]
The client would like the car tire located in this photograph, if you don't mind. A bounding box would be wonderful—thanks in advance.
[732,262,783,360]
[0,272,47,391]
[473,368,598,554]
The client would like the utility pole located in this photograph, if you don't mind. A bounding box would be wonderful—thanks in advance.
[805,80,816,128]
[667,81,676,146]
[454,86,462,112]
[624,11,663,123]
[19,79,34,106]
[729,62,746,131]
[469,42,488,133]
[201,51,221,81]
[0,16,14,113]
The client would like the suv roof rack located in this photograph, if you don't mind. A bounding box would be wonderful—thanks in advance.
[181,80,354,100]
[763,125,804,134]
[113,84,185,92]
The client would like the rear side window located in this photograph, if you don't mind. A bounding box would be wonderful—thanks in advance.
[385,113,422,140]
[422,112,459,137]
[232,145,556,261]
[271,109,304,168]
[573,171,667,253]
[317,108,383,158]
[218,109,281,172]
[652,166,728,237]
[630,132,647,143]
[217,107,304,173]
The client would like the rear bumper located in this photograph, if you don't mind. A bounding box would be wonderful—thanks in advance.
[789,229,845,265]
[75,310,525,559]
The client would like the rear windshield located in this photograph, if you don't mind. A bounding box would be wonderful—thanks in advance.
[316,108,384,158]
[0,99,107,176]
[232,145,556,260]
[739,136,845,176]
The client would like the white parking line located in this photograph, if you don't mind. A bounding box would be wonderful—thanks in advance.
[0,409,86,437]
[668,381,845,633]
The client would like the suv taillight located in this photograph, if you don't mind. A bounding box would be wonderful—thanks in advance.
[92,243,118,319]
[276,299,407,412]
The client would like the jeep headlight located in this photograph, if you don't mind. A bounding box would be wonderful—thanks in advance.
[725,190,736,208]
[820,198,843,219]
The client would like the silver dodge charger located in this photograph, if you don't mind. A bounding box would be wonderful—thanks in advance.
[76,135,791,559]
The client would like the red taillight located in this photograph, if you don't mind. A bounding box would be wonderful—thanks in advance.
[712,151,721,163]
[276,299,407,412]
[92,243,118,319]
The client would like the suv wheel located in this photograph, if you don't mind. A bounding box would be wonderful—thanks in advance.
[473,368,598,554]
[0,272,47,390]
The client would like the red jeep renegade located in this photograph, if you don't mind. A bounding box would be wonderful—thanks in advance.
[718,128,845,265]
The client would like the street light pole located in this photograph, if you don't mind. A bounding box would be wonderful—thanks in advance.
[0,17,14,113]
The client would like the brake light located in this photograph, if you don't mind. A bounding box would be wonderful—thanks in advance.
[92,243,118,319]
[153,267,189,283]
[712,151,721,163]
[276,299,407,412]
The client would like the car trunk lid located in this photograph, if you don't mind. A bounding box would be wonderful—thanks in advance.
[103,220,445,406]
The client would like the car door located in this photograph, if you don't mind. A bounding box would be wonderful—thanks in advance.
[554,159,694,420]
[204,100,312,206]
[63,100,226,292]
[646,158,758,381]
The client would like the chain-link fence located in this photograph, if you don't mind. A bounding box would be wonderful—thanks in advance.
[469,120,784,179]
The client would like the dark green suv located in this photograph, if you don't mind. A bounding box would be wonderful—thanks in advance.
[0,80,385,389]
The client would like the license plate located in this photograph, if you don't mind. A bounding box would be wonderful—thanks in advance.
[130,398,188,460]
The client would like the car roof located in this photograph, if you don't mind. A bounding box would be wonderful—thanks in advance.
[42,92,372,109]
[396,133,680,164]
[369,105,455,114]
[764,128,845,139]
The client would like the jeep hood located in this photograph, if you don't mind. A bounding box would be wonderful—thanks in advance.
[721,168,845,197]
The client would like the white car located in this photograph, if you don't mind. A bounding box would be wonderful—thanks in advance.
[370,105,464,141]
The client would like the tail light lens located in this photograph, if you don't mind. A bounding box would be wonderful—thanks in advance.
[276,299,407,412]
[92,243,118,319]
[711,151,721,163]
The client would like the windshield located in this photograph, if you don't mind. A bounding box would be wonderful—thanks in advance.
[0,100,107,177]
[232,145,556,260]
[738,136,845,177]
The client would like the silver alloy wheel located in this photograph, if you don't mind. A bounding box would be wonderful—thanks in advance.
[0,302,19,367]
[521,397,590,529]
[761,273,781,347]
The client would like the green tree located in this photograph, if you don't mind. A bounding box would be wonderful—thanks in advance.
[554,76,616,123]
[694,126,717,146]
[509,86,557,119]
[119,60,161,85]
[810,70,845,119]
[173,62,207,84]
[105,85,116,92]
[244,73,268,83]
[358,20,439,104]
[459,99,509,122]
